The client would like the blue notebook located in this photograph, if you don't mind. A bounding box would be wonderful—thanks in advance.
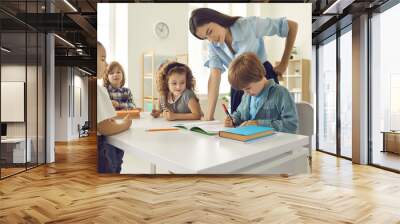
[224,126,274,135]
[219,125,274,142]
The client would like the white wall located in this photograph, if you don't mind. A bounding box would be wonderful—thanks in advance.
[1,64,46,163]
[1,65,26,139]
[55,67,68,141]
[79,76,89,125]
[54,67,89,141]
[98,3,129,85]
[127,3,188,107]
[46,33,55,163]
[1,65,33,137]
[100,3,310,108]
[261,4,312,64]
[72,74,89,138]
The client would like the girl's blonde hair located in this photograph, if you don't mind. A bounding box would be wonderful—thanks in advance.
[156,61,196,97]
[103,61,126,87]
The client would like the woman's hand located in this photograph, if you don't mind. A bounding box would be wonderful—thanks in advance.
[224,116,234,127]
[240,120,258,127]
[273,62,287,79]
[203,113,215,121]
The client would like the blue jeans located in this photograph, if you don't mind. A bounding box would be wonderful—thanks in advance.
[97,135,124,173]
[230,60,278,113]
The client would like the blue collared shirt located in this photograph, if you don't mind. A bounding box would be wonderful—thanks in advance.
[204,16,289,73]
[249,86,269,120]
[231,79,298,134]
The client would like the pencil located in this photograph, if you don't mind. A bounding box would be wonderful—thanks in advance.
[146,128,180,132]
[222,103,237,127]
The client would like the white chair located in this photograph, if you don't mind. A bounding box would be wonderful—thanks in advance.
[296,102,314,163]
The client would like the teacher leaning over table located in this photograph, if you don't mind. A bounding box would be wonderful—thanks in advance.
[189,8,298,120]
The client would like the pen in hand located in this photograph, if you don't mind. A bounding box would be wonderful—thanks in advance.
[222,103,236,128]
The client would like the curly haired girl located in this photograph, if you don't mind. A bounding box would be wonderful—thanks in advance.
[151,61,202,121]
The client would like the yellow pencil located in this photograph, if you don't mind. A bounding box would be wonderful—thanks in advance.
[146,128,180,132]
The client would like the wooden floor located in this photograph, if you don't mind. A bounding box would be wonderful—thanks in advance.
[373,150,400,171]
[1,167,26,178]
[1,135,400,223]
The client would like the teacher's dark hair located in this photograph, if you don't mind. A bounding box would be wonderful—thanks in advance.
[189,8,240,40]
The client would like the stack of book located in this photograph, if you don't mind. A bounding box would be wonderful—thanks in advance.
[219,125,274,142]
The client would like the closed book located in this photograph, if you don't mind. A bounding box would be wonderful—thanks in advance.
[219,125,274,142]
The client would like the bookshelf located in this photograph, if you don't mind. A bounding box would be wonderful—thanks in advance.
[141,51,188,112]
[275,59,311,103]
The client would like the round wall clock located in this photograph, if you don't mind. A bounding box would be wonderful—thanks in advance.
[154,22,169,39]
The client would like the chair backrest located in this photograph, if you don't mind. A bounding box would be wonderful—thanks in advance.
[296,102,314,136]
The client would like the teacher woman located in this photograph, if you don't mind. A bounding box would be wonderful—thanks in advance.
[189,8,298,120]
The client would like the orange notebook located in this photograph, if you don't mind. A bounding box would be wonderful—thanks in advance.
[116,109,141,119]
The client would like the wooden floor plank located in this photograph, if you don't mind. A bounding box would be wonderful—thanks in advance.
[0,135,399,223]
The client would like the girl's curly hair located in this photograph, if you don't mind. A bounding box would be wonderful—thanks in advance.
[156,61,196,98]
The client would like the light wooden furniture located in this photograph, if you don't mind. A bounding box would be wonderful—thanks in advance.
[107,113,309,174]
[382,131,400,154]
[141,51,188,112]
[275,59,311,103]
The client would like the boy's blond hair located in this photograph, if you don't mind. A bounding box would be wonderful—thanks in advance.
[103,61,126,87]
[228,52,266,90]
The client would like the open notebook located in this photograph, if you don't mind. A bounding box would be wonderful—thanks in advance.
[174,120,229,136]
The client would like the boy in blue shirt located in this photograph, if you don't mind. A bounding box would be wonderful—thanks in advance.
[224,52,298,134]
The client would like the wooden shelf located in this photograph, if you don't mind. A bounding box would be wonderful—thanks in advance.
[275,59,310,103]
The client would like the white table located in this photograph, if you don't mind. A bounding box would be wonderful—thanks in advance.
[107,113,309,174]
[1,137,32,163]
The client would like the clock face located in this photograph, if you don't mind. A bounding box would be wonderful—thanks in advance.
[154,22,169,39]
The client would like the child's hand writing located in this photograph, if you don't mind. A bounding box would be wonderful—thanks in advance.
[240,120,258,127]
[224,116,234,127]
